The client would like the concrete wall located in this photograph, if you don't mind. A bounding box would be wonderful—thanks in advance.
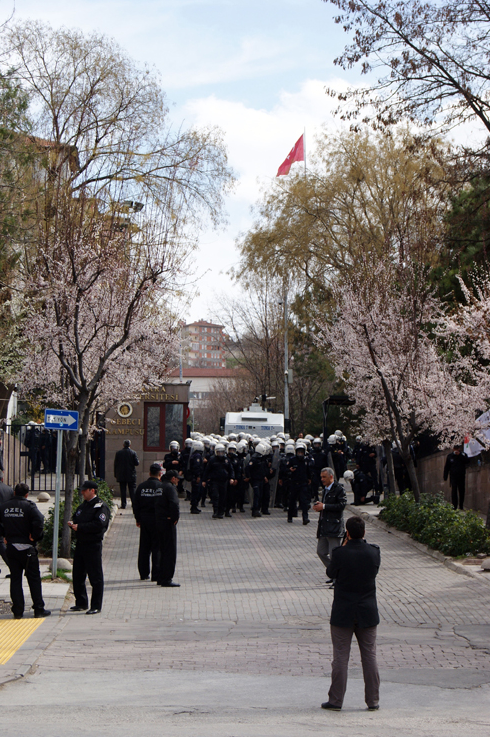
[416,450,490,515]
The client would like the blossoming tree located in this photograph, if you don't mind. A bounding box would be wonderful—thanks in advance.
[316,261,485,500]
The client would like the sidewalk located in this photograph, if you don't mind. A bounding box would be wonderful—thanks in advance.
[0,498,489,735]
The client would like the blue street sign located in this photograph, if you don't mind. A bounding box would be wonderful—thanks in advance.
[44,408,79,431]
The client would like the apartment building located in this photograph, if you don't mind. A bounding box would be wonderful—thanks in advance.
[181,320,227,368]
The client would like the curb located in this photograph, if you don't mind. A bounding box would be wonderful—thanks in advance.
[346,504,490,585]
[0,616,69,689]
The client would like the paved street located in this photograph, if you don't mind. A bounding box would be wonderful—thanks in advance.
[1,498,490,736]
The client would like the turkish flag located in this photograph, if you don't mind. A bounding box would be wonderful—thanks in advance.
[276,134,304,176]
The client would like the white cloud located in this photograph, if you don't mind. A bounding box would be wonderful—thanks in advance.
[181,78,351,320]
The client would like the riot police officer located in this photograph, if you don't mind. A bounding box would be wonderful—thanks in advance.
[202,443,234,519]
[287,443,312,525]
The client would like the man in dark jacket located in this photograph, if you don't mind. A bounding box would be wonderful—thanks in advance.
[68,480,110,614]
[155,469,180,587]
[0,482,50,619]
[313,467,347,581]
[321,515,380,712]
[443,444,470,510]
[133,463,163,581]
[113,439,140,509]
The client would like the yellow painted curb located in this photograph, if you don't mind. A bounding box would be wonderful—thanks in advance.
[0,619,45,665]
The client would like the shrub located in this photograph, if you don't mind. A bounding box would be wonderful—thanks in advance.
[39,479,113,557]
[379,492,490,557]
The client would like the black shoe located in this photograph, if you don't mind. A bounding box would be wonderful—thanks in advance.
[325,579,333,585]
[328,583,335,589]
[140,576,150,581]
[13,613,23,620]
[70,605,88,611]
[34,609,51,618]
[190,507,202,514]
[216,515,224,519]
[321,702,341,711]
[252,511,262,517]
[86,608,101,615]
[224,511,232,517]
[287,518,293,523]
[200,502,206,507]
[231,508,236,513]
[121,505,126,509]
[261,510,271,515]
[367,705,379,711]
[212,513,218,519]
[303,519,310,525]
[239,508,245,513]
[5,574,10,578]
[159,581,180,587]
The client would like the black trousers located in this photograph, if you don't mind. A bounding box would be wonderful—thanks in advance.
[7,544,45,616]
[288,484,310,521]
[450,475,466,510]
[119,480,136,508]
[138,518,159,580]
[226,482,236,512]
[156,520,177,584]
[210,480,228,516]
[73,541,104,610]
[191,479,201,509]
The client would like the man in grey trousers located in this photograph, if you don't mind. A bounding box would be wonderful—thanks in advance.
[321,515,381,711]
[313,467,347,584]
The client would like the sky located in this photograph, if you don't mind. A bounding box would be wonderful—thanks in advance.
[5,0,484,322]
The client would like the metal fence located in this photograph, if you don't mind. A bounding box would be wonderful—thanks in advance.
[1,425,61,491]
[1,423,106,493]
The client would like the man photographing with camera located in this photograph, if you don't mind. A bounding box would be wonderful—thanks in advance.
[321,515,381,712]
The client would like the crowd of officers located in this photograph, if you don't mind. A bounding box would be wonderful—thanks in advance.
[152,430,381,526]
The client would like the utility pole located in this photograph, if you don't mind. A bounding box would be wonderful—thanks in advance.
[284,285,289,432]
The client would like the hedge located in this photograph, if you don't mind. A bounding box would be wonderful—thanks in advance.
[378,492,490,557]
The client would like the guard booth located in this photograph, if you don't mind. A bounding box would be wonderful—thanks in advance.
[105,383,190,488]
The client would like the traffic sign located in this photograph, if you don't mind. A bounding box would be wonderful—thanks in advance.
[44,408,79,431]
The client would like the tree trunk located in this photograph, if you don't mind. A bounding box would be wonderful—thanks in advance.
[403,451,420,502]
[382,439,396,496]
[60,396,89,558]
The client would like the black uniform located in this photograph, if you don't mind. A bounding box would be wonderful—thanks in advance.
[311,448,328,500]
[133,477,163,580]
[113,446,140,508]
[0,495,46,617]
[0,481,14,569]
[189,451,204,512]
[203,455,235,518]
[245,452,272,516]
[352,469,372,505]
[72,495,110,611]
[155,479,180,585]
[287,454,312,523]
[443,451,470,510]
[225,453,242,514]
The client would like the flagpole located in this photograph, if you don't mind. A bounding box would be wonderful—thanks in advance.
[304,127,306,176]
